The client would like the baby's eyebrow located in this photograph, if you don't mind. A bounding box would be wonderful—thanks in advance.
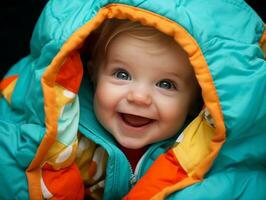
[109,58,124,63]
[161,69,183,78]
[163,69,194,83]
[107,56,131,66]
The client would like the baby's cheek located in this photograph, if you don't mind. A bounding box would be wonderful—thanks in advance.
[93,89,109,115]
[161,104,188,129]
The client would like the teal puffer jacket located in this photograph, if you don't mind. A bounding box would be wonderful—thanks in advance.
[0,0,265,199]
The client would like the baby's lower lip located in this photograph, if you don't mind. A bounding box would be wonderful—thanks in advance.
[119,113,154,128]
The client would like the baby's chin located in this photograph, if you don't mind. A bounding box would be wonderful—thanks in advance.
[116,136,150,150]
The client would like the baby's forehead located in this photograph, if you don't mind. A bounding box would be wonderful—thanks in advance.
[107,34,194,76]
[107,31,186,57]
[101,20,180,50]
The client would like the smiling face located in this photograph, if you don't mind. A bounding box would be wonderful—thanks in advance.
[93,27,199,149]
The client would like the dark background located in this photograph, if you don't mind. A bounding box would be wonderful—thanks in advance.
[0,0,265,80]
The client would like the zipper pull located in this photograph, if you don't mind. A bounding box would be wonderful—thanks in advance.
[129,174,137,188]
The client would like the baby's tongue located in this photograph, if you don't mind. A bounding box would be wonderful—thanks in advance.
[121,114,152,127]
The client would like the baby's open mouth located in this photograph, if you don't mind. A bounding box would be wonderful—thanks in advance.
[120,113,154,127]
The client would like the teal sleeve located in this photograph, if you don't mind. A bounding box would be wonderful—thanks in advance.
[167,169,266,200]
[0,121,45,199]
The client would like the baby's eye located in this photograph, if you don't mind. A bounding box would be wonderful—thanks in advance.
[156,80,176,90]
[113,70,131,80]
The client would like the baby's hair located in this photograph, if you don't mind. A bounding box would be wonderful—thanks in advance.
[88,19,177,84]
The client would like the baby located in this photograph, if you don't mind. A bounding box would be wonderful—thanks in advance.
[91,19,200,150]
[41,19,201,199]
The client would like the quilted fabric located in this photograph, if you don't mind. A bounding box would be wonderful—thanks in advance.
[0,0,265,199]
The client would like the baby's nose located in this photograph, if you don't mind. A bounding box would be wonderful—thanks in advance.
[127,90,152,106]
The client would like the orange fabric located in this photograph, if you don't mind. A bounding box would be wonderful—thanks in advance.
[123,150,188,200]
[0,75,18,91]
[151,177,200,200]
[27,129,59,199]
[259,25,266,58]
[42,163,84,200]
[26,169,43,200]
[55,51,83,93]
[259,24,266,46]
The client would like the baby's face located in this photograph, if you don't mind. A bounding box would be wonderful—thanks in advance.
[93,33,199,149]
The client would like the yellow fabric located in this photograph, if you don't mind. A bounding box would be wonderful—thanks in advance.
[54,83,76,115]
[1,79,17,104]
[44,140,78,170]
[75,134,108,200]
[173,110,215,176]
[75,135,97,183]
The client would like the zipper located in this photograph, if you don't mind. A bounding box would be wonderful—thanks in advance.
[129,170,137,187]
[134,139,175,181]
[79,120,176,195]
[126,155,137,188]
[127,143,162,188]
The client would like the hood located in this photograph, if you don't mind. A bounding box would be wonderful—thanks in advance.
[0,0,265,199]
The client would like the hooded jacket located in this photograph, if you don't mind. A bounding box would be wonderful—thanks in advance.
[0,0,265,199]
